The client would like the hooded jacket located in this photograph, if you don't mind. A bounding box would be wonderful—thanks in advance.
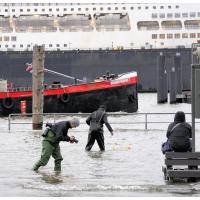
[50,121,71,143]
[86,107,113,133]
[166,111,192,151]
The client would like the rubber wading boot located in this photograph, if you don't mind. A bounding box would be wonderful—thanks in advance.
[54,163,61,172]
[32,163,41,171]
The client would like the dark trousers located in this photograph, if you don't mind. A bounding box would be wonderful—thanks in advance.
[161,139,192,154]
[85,131,105,151]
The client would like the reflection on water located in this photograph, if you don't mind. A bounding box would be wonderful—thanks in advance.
[40,171,63,184]
[0,93,200,196]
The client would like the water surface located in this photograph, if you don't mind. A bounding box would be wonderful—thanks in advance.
[0,93,200,197]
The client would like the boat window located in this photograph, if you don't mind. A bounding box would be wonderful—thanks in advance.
[0,37,2,41]
[161,20,182,30]
[20,9,23,12]
[108,7,111,10]
[182,33,188,38]
[71,8,74,11]
[64,44,67,47]
[153,6,156,9]
[115,7,118,10]
[11,36,16,41]
[5,44,8,48]
[182,13,188,18]
[64,8,67,11]
[167,13,173,18]
[145,6,149,9]
[160,6,164,9]
[93,7,96,11]
[190,12,196,17]
[175,5,179,9]
[12,9,15,12]
[49,8,52,11]
[184,20,200,29]
[175,13,180,18]
[4,36,9,41]
[0,16,13,32]
[130,7,134,10]
[95,13,131,32]
[42,9,45,12]
[152,13,157,18]
[138,7,141,10]
[12,44,16,48]
[27,9,31,12]
[190,33,196,38]
[159,13,165,18]
[20,44,23,48]
[100,7,103,11]
[137,21,159,30]
[5,9,8,12]
[56,8,59,11]
[56,44,60,47]
[152,34,157,39]
[168,6,172,9]
[14,15,57,32]
[167,33,173,39]
[160,42,164,46]
[58,14,93,32]
[49,44,53,47]
[159,34,165,39]
[122,7,126,10]
[174,33,180,38]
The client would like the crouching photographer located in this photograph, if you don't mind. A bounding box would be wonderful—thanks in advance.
[33,118,80,172]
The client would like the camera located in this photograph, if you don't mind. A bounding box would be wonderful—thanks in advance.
[73,138,79,143]
[46,122,53,128]
[42,127,50,137]
[70,136,79,143]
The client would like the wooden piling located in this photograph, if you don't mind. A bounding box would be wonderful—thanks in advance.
[157,52,168,103]
[169,68,176,104]
[32,45,45,130]
[174,52,182,95]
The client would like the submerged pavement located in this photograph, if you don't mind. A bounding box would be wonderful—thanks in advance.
[0,93,200,197]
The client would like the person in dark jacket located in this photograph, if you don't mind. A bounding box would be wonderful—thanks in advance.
[32,118,80,172]
[85,105,114,151]
[161,111,192,154]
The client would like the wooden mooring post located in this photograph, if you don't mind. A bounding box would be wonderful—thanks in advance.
[32,45,45,130]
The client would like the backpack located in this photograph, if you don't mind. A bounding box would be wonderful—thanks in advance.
[91,111,105,131]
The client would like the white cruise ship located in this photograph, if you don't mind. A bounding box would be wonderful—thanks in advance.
[0,2,198,92]
[0,2,200,51]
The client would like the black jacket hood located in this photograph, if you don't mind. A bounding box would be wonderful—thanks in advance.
[174,111,185,123]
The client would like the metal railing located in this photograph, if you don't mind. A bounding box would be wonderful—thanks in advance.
[7,112,199,131]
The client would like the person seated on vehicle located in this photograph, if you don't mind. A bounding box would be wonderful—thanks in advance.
[161,111,192,154]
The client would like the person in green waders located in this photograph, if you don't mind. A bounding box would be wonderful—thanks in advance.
[32,118,80,172]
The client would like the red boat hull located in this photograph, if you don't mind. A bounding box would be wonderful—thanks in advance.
[0,72,138,116]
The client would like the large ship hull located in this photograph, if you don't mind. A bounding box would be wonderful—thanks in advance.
[0,48,191,92]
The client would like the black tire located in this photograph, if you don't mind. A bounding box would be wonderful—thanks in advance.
[59,93,70,103]
[1,98,15,109]
[128,94,135,103]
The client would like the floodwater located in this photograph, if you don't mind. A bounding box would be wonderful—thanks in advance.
[0,93,200,197]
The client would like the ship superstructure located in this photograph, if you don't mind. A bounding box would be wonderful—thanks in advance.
[0,3,200,51]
